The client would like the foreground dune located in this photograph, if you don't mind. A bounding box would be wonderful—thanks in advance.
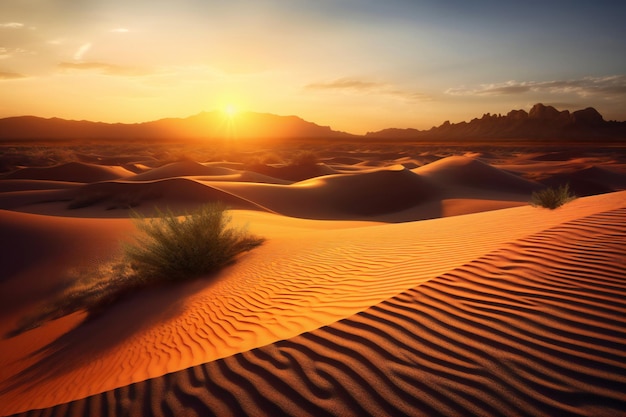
[1,191,625,416]
[1,146,626,416]
[28,205,626,417]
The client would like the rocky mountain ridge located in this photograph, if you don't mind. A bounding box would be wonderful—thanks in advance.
[1,104,624,142]
[367,103,626,140]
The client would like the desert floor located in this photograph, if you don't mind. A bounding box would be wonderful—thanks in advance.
[1,140,625,416]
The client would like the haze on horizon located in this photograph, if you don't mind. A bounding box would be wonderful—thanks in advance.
[1,0,625,135]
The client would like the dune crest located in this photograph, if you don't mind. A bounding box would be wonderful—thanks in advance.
[0,191,625,415]
[7,197,626,416]
[4,162,133,183]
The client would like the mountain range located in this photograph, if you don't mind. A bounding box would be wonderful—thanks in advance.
[366,103,626,141]
[0,112,352,141]
[0,104,624,142]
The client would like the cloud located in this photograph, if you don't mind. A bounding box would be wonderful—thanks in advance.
[58,61,150,77]
[306,77,431,101]
[387,89,432,101]
[446,76,626,98]
[110,28,130,33]
[306,78,382,92]
[0,22,24,29]
[0,47,29,59]
[73,43,92,61]
[0,71,26,80]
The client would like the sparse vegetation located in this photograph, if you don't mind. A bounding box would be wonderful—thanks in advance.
[531,183,576,209]
[5,204,263,338]
[124,204,264,281]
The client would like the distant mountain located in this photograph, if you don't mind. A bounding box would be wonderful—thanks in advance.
[1,104,625,142]
[367,103,626,141]
[0,111,354,141]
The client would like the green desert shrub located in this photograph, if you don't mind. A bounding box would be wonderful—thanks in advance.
[530,183,576,209]
[125,203,264,282]
[5,204,264,338]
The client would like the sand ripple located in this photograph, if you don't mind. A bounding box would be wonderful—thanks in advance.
[14,207,626,416]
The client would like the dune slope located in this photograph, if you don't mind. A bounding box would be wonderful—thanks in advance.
[4,162,133,183]
[12,202,626,417]
[1,192,625,416]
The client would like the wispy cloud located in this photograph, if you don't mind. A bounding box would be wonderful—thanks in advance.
[0,22,24,29]
[0,71,26,80]
[110,28,130,33]
[0,47,28,59]
[73,43,92,61]
[59,61,150,77]
[306,78,381,91]
[306,77,431,101]
[446,76,626,98]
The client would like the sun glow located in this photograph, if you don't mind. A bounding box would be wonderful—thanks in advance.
[224,104,238,118]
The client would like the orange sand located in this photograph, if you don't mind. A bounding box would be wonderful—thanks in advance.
[1,146,625,416]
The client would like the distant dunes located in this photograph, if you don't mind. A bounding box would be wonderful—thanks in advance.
[4,162,134,183]
[3,153,626,221]
[12,205,626,417]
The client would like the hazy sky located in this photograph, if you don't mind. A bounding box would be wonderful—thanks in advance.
[1,0,625,134]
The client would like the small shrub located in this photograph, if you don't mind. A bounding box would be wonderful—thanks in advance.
[5,204,264,338]
[531,183,576,209]
[124,203,264,282]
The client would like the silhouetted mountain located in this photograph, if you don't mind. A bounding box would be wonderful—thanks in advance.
[1,104,624,142]
[367,103,626,141]
[0,111,354,141]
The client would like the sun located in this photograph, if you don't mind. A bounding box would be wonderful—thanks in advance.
[224,104,238,118]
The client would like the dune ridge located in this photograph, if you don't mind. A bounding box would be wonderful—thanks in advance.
[10,203,626,417]
[3,153,625,221]
[1,191,625,416]
[4,162,133,183]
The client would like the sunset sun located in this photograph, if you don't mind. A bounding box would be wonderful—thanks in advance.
[224,104,238,118]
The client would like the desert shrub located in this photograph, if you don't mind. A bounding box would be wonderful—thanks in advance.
[124,203,264,282]
[5,204,263,338]
[531,183,576,209]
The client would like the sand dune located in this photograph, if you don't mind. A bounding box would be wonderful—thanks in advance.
[6,196,625,417]
[244,162,338,182]
[540,165,626,196]
[1,144,626,416]
[0,180,82,193]
[4,153,623,222]
[66,178,270,212]
[125,161,237,181]
[46,160,538,221]
[414,156,541,193]
[211,165,438,218]
[4,162,134,183]
[1,191,625,415]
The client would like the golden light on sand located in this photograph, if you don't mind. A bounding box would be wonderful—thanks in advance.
[1,140,626,416]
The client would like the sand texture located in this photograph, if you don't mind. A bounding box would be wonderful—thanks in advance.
[1,144,625,416]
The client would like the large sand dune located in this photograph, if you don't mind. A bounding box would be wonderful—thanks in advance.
[1,144,625,416]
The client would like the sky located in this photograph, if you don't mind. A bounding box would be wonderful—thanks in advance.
[1,0,625,134]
